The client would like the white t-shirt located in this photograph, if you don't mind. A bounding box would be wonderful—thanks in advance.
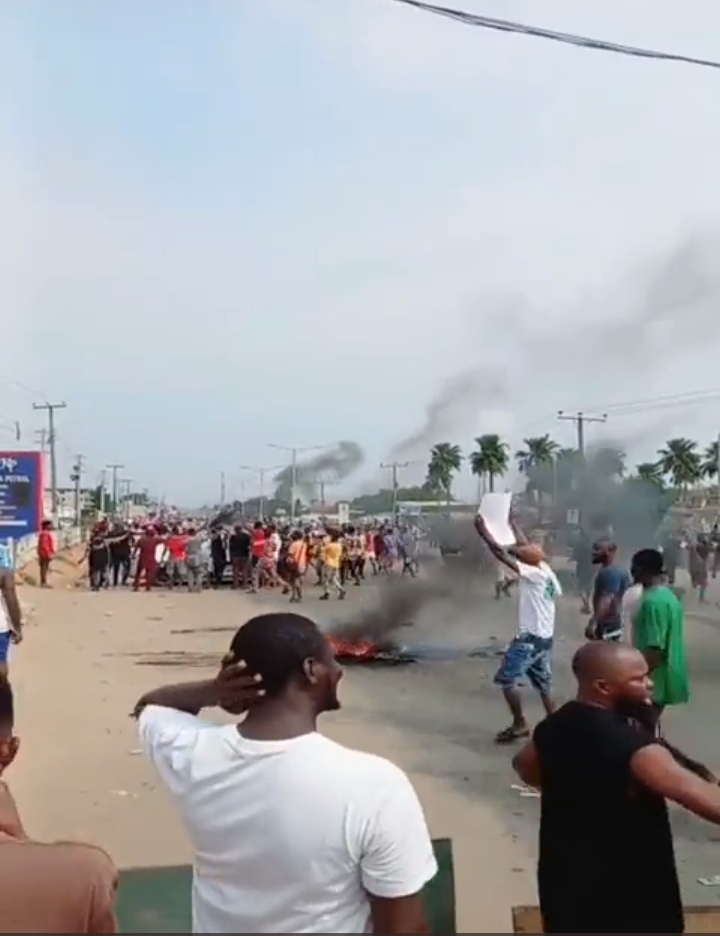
[270,532,282,561]
[621,582,644,642]
[139,707,437,934]
[516,561,562,639]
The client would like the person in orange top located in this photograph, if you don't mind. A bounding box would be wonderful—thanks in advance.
[286,530,308,603]
[37,520,55,588]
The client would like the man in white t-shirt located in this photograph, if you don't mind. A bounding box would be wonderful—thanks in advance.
[475,515,562,744]
[134,612,437,934]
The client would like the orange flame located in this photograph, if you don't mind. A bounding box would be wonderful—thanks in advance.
[328,634,380,660]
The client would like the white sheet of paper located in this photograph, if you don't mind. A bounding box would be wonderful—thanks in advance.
[478,492,515,547]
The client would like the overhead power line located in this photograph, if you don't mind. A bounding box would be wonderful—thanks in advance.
[578,387,720,416]
[387,0,720,71]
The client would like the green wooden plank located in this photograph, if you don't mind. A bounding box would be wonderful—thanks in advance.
[426,837,456,934]
[117,864,191,933]
[118,838,455,934]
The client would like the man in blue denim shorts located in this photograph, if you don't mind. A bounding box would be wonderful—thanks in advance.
[476,514,562,743]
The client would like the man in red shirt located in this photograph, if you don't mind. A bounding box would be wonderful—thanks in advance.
[249,522,266,593]
[133,526,162,592]
[37,520,56,588]
[165,527,189,589]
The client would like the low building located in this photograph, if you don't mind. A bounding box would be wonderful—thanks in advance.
[43,487,95,524]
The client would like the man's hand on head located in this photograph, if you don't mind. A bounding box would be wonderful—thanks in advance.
[132,660,264,720]
[216,660,265,715]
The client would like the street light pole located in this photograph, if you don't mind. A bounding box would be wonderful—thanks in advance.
[267,444,325,522]
[239,464,285,522]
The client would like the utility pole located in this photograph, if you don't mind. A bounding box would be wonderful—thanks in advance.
[34,428,48,452]
[70,455,84,526]
[268,444,325,522]
[120,478,132,521]
[220,472,226,506]
[106,464,124,516]
[557,410,608,457]
[557,411,607,529]
[33,401,66,521]
[98,469,107,515]
[239,464,284,521]
[380,460,412,522]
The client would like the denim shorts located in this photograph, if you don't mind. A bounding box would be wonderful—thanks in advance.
[0,631,11,664]
[494,634,553,696]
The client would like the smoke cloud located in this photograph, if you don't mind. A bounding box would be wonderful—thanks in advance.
[389,369,509,461]
[273,440,365,502]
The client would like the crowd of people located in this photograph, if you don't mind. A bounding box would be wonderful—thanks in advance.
[472,511,709,933]
[78,517,422,601]
[0,503,715,933]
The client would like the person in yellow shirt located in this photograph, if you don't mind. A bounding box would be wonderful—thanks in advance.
[320,532,346,601]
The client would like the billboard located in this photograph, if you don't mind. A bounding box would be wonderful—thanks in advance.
[0,452,44,538]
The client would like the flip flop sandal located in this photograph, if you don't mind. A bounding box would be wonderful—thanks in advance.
[495,725,531,744]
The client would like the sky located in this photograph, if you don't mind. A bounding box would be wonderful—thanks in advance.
[3,0,720,505]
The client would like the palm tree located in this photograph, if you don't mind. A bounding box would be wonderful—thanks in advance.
[469,434,509,493]
[426,443,463,508]
[703,440,719,479]
[657,438,702,490]
[554,447,580,493]
[635,461,665,486]
[589,445,626,479]
[515,434,559,475]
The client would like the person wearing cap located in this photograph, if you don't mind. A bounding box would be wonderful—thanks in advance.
[475,515,562,743]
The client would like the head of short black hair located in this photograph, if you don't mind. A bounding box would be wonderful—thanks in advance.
[631,548,664,577]
[229,613,328,698]
[0,677,14,730]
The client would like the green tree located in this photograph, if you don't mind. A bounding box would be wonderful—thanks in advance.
[588,445,626,479]
[703,440,719,479]
[634,461,665,486]
[469,434,509,493]
[426,443,463,508]
[515,434,559,475]
[553,447,581,493]
[657,438,702,489]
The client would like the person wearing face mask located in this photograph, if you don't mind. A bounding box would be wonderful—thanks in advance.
[512,641,720,934]
[0,678,118,932]
[135,613,437,934]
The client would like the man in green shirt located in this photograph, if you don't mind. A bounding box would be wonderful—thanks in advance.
[631,548,689,712]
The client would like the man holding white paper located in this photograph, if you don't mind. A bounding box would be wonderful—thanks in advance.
[479,494,518,599]
[475,508,562,743]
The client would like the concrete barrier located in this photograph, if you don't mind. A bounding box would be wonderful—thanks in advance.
[11,528,83,570]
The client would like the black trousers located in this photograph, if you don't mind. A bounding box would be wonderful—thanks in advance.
[111,555,131,586]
